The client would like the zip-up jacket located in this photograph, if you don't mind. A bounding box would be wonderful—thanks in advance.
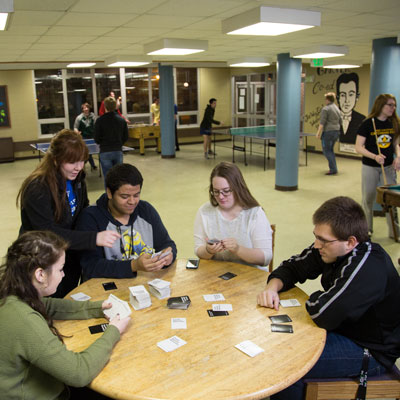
[268,242,400,369]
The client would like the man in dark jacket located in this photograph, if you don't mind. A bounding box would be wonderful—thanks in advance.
[258,196,400,400]
[76,163,177,280]
[200,98,220,159]
[94,96,128,184]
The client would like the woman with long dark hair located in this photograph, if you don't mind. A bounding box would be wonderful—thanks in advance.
[0,231,129,399]
[355,93,400,236]
[194,162,273,269]
[17,129,119,297]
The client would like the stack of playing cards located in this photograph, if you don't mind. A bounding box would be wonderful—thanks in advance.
[167,296,191,310]
[103,294,132,320]
[129,285,151,310]
[148,278,171,299]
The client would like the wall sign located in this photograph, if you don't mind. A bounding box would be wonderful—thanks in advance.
[0,86,11,128]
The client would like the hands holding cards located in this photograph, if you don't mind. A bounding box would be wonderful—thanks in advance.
[131,247,173,272]
[101,300,131,334]
[206,238,239,255]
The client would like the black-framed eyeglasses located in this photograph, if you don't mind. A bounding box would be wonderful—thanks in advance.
[211,188,233,197]
[313,234,340,246]
[385,103,396,108]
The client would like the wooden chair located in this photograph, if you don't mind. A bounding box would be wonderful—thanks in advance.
[268,224,276,273]
[304,366,400,400]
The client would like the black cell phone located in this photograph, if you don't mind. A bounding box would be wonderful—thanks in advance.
[102,282,117,291]
[186,259,199,269]
[207,239,220,245]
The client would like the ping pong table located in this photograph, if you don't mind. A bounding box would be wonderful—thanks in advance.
[212,125,314,171]
[30,139,134,177]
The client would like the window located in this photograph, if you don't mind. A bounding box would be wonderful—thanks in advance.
[35,70,64,119]
[125,68,150,114]
[176,68,198,125]
[95,68,121,112]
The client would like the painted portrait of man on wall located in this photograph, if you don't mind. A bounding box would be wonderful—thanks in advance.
[336,72,366,145]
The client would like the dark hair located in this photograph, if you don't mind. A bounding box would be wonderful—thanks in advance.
[209,98,217,105]
[209,162,259,209]
[104,96,117,112]
[17,129,89,222]
[368,93,400,136]
[106,163,143,195]
[313,196,369,242]
[0,231,68,341]
[336,72,360,98]
[81,102,91,111]
[325,92,336,103]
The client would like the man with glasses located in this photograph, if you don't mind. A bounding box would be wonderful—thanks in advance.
[258,196,400,400]
[76,163,176,280]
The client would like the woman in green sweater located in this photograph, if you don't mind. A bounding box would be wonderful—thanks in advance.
[0,230,130,400]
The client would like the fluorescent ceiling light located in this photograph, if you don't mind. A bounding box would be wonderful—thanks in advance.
[0,0,13,31]
[292,45,348,59]
[105,55,151,67]
[67,63,96,68]
[222,6,320,36]
[228,57,271,67]
[323,60,362,69]
[144,38,208,56]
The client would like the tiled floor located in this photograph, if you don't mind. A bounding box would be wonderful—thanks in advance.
[1,141,399,399]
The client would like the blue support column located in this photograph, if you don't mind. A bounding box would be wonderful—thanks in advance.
[159,64,175,158]
[369,37,400,108]
[275,53,302,191]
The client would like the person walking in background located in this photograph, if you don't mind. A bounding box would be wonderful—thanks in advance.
[151,97,160,126]
[94,96,128,184]
[200,98,221,159]
[74,102,97,170]
[355,93,400,237]
[316,92,342,175]
[174,103,180,151]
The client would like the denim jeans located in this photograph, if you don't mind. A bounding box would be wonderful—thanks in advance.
[99,151,123,183]
[321,130,340,173]
[270,332,387,400]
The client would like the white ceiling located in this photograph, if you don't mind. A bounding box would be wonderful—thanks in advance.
[0,0,399,69]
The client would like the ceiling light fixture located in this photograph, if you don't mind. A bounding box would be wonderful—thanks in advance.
[67,63,96,68]
[323,60,362,69]
[228,57,271,67]
[292,45,348,59]
[144,38,208,56]
[0,0,13,31]
[222,6,320,36]
[105,55,151,67]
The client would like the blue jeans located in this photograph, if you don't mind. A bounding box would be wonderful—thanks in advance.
[99,151,123,184]
[271,332,387,400]
[321,130,339,173]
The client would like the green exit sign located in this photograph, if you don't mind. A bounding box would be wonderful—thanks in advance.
[312,58,324,67]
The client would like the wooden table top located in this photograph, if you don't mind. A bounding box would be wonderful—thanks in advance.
[55,259,326,400]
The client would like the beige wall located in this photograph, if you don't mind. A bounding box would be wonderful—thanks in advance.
[303,65,370,155]
[199,68,231,126]
[0,70,38,157]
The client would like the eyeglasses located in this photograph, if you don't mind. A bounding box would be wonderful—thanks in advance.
[211,188,233,197]
[385,103,396,108]
[313,234,340,246]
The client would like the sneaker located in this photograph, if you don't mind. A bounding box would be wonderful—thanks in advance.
[204,152,209,159]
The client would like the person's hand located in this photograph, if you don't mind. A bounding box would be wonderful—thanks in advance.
[393,157,400,171]
[316,132,321,139]
[221,238,239,254]
[257,289,280,310]
[109,314,130,334]
[205,240,224,255]
[375,154,385,165]
[150,247,173,266]
[102,301,112,311]
[131,252,167,272]
[96,230,121,248]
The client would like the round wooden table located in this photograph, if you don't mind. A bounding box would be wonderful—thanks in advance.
[55,259,326,400]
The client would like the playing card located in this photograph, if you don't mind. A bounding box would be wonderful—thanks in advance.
[212,304,232,312]
[203,293,225,302]
[207,310,229,317]
[70,292,91,301]
[235,340,264,357]
[271,324,294,333]
[219,272,237,280]
[279,299,301,307]
[269,314,292,323]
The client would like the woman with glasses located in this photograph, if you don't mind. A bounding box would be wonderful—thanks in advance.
[0,230,130,400]
[17,130,120,298]
[355,94,400,237]
[194,162,273,270]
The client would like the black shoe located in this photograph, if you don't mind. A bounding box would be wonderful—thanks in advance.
[91,165,98,171]
[175,147,180,151]
[325,171,337,175]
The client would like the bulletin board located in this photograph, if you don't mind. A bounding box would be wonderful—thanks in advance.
[0,86,11,128]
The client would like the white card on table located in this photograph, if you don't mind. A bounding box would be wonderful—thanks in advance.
[129,285,151,310]
[212,304,232,312]
[280,299,301,307]
[203,293,225,302]
[171,317,187,329]
[157,335,187,352]
[235,340,264,358]
[148,278,170,289]
[103,294,132,320]
[70,292,91,301]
